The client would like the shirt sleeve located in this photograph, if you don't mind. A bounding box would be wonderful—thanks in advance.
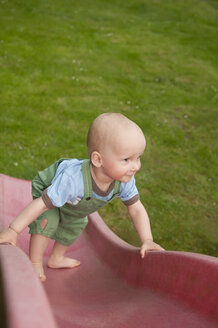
[45,172,77,208]
[119,176,140,206]
[41,160,82,208]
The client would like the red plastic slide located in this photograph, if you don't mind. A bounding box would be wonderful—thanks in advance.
[0,174,217,328]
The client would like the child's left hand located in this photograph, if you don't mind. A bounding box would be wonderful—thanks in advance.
[140,240,164,258]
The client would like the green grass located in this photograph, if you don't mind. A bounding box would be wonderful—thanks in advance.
[0,0,217,256]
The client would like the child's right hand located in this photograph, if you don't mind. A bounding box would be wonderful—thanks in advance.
[0,228,18,246]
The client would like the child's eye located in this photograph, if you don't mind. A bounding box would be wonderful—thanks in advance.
[123,158,129,162]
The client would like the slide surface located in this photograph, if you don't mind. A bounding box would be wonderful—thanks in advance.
[0,174,217,328]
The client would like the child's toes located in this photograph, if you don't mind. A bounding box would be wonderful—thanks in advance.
[39,274,46,282]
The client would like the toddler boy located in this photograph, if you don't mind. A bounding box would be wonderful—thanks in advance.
[0,113,164,281]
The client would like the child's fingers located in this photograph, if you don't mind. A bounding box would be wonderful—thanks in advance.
[140,246,147,258]
[0,235,17,246]
[0,239,16,246]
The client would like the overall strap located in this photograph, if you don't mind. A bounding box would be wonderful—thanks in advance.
[113,180,121,196]
[82,160,92,199]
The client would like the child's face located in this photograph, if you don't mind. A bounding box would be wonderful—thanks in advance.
[100,129,146,183]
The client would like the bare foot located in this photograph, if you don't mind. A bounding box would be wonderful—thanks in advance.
[32,262,46,282]
[47,256,80,269]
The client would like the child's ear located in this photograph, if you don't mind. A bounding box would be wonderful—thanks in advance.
[91,151,102,168]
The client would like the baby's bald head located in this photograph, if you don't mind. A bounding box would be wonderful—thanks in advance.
[87,113,145,158]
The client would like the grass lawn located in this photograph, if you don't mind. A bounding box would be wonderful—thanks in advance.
[0,0,217,256]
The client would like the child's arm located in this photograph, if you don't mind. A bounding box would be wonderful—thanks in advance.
[0,197,48,246]
[127,200,164,258]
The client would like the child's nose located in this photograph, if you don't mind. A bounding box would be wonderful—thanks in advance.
[131,160,141,172]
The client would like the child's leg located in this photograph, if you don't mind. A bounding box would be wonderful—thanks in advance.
[28,208,60,281]
[47,212,88,269]
[47,241,80,269]
[29,233,50,282]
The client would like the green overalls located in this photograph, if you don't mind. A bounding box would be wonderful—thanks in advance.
[29,159,120,246]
